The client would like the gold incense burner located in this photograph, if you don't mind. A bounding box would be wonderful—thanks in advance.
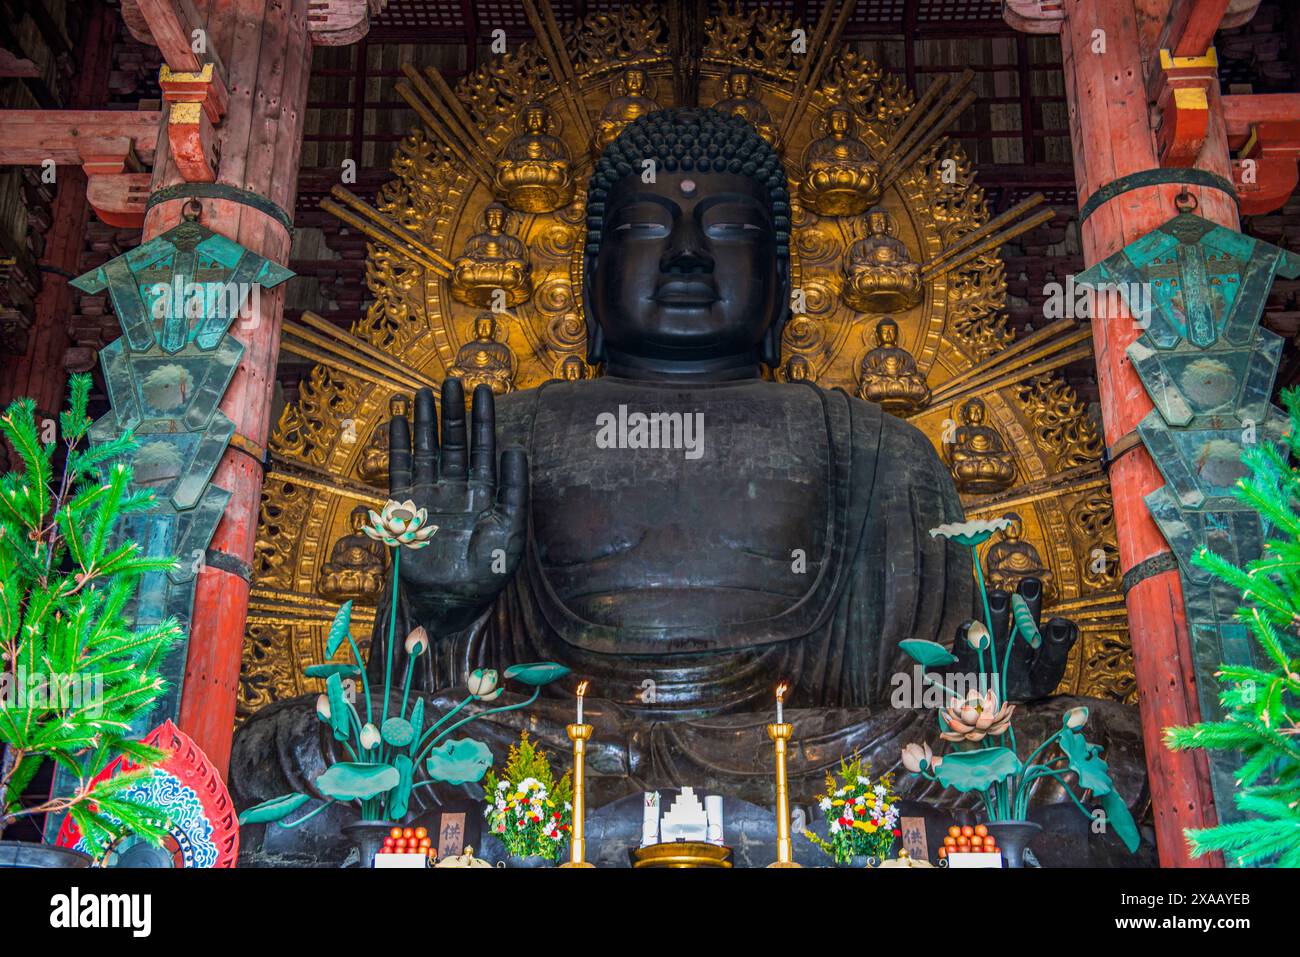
[632,842,733,868]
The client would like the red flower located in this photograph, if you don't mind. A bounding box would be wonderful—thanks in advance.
[893,828,902,837]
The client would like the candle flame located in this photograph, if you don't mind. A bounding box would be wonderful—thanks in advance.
[775,682,788,701]
[576,680,590,698]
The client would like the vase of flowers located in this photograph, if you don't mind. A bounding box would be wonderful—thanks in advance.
[801,756,901,866]
[482,731,573,866]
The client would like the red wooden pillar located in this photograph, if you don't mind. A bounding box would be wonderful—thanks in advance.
[1059,0,1232,865]
[142,0,313,775]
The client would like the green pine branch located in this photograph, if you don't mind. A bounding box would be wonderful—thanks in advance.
[0,375,182,851]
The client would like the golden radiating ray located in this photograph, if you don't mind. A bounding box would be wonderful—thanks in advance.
[396,67,495,188]
[296,311,442,388]
[321,186,454,276]
[920,196,1055,281]
[265,461,388,507]
[911,342,1096,417]
[878,70,976,190]
[522,0,595,145]
[281,317,435,394]
[927,325,1093,405]
[776,0,859,148]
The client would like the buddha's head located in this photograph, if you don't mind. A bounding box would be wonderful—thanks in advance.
[785,355,811,382]
[350,504,369,532]
[584,108,791,376]
[522,103,549,134]
[865,206,895,238]
[728,70,753,99]
[962,396,986,425]
[1002,512,1024,541]
[484,203,507,233]
[561,355,585,381]
[827,106,853,137]
[874,316,900,347]
[474,314,496,340]
[624,67,647,96]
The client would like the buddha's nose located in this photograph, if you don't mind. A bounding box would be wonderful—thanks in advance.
[660,217,714,275]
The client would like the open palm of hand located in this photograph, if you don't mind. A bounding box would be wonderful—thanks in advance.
[387,379,529,634]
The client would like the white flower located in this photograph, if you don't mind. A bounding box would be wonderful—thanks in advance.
[315,694,331,721]
[965,620,991,652]
[819,797,832,811]
[1064,706,1089,730]
[829,821,841,834]
[468,668,500,698]
[497,780,509,791]
[363,499,438,550]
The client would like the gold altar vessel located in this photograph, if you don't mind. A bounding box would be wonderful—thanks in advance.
[632,842,734,869]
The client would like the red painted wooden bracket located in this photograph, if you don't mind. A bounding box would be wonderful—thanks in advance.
[160,62,226,183]
[1233,121,1300,216]
[1153,48,1217,168]
[85,172,152,228]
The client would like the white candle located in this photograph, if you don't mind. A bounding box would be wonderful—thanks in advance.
[576,679,588,725]
[775,682,787,724]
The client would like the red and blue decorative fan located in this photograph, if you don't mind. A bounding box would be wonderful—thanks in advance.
[56,721,239,868]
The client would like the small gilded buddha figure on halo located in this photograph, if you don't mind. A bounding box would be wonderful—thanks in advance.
[557,354,589,382]
[946,396,1016,494]
[594,65,661,153]
[447,313,517,396]
[783,354,815,383]
[841,206,923,313]
[356,422,390,487]
[317,504,389,604]
[984,511,1055,602]
[494,102,576,214]
[800,104,881,216]
[856,316,930,415]
[712,69,776,145]
[450,203,533,308]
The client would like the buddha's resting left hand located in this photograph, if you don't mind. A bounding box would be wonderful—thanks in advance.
[388,379,529,634]
[946,577,1078,702]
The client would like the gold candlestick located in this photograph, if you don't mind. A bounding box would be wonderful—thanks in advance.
[767,721,802,868]
[560,721,595,868]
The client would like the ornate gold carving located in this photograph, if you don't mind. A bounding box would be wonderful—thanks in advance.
[242,2,1129,718]
[495,102,576,214]
[841,206,923,313]
[947,396,1016,494]
[856,317,930,415]
[800,105,881,216]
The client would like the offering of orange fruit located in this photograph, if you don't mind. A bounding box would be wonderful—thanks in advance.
[937,823,999,860]
[378,825,435,860]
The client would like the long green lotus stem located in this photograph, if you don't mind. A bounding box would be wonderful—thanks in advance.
[414,687,541,765]
[400,656,415,720]
[279,799,338,829]
[1021,728,1065,771]
[411,696,473,754]
[346,635,374,725]
[1019,768,1091,820]
[971,544,997,671]
[382,548,401,726]
[923,673,967,704]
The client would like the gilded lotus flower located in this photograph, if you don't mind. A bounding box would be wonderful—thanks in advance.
[363,499,438,549]
[939,688,1015,743]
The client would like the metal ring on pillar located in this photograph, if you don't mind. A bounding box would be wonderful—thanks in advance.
[1078,168,1237,224]
[147,183,295,238]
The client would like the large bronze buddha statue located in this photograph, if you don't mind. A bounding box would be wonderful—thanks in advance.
[231,110,1144,855]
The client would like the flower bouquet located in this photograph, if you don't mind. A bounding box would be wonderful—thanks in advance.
[802,756,901,865]
[895,519,1140,863]
[238,499,571,865]
[482,731,573,865]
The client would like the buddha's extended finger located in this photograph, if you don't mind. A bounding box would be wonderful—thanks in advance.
[413,387,439,485]
[496,449,529,522]
[439,377,468,482]
[470,384,496,487]
[389,396,414,495]
[1016,578,1043,627]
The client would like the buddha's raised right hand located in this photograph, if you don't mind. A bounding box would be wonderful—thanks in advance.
[388,379,529,633]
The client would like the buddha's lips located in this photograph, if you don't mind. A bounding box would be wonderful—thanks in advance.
[652,280,718,306]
